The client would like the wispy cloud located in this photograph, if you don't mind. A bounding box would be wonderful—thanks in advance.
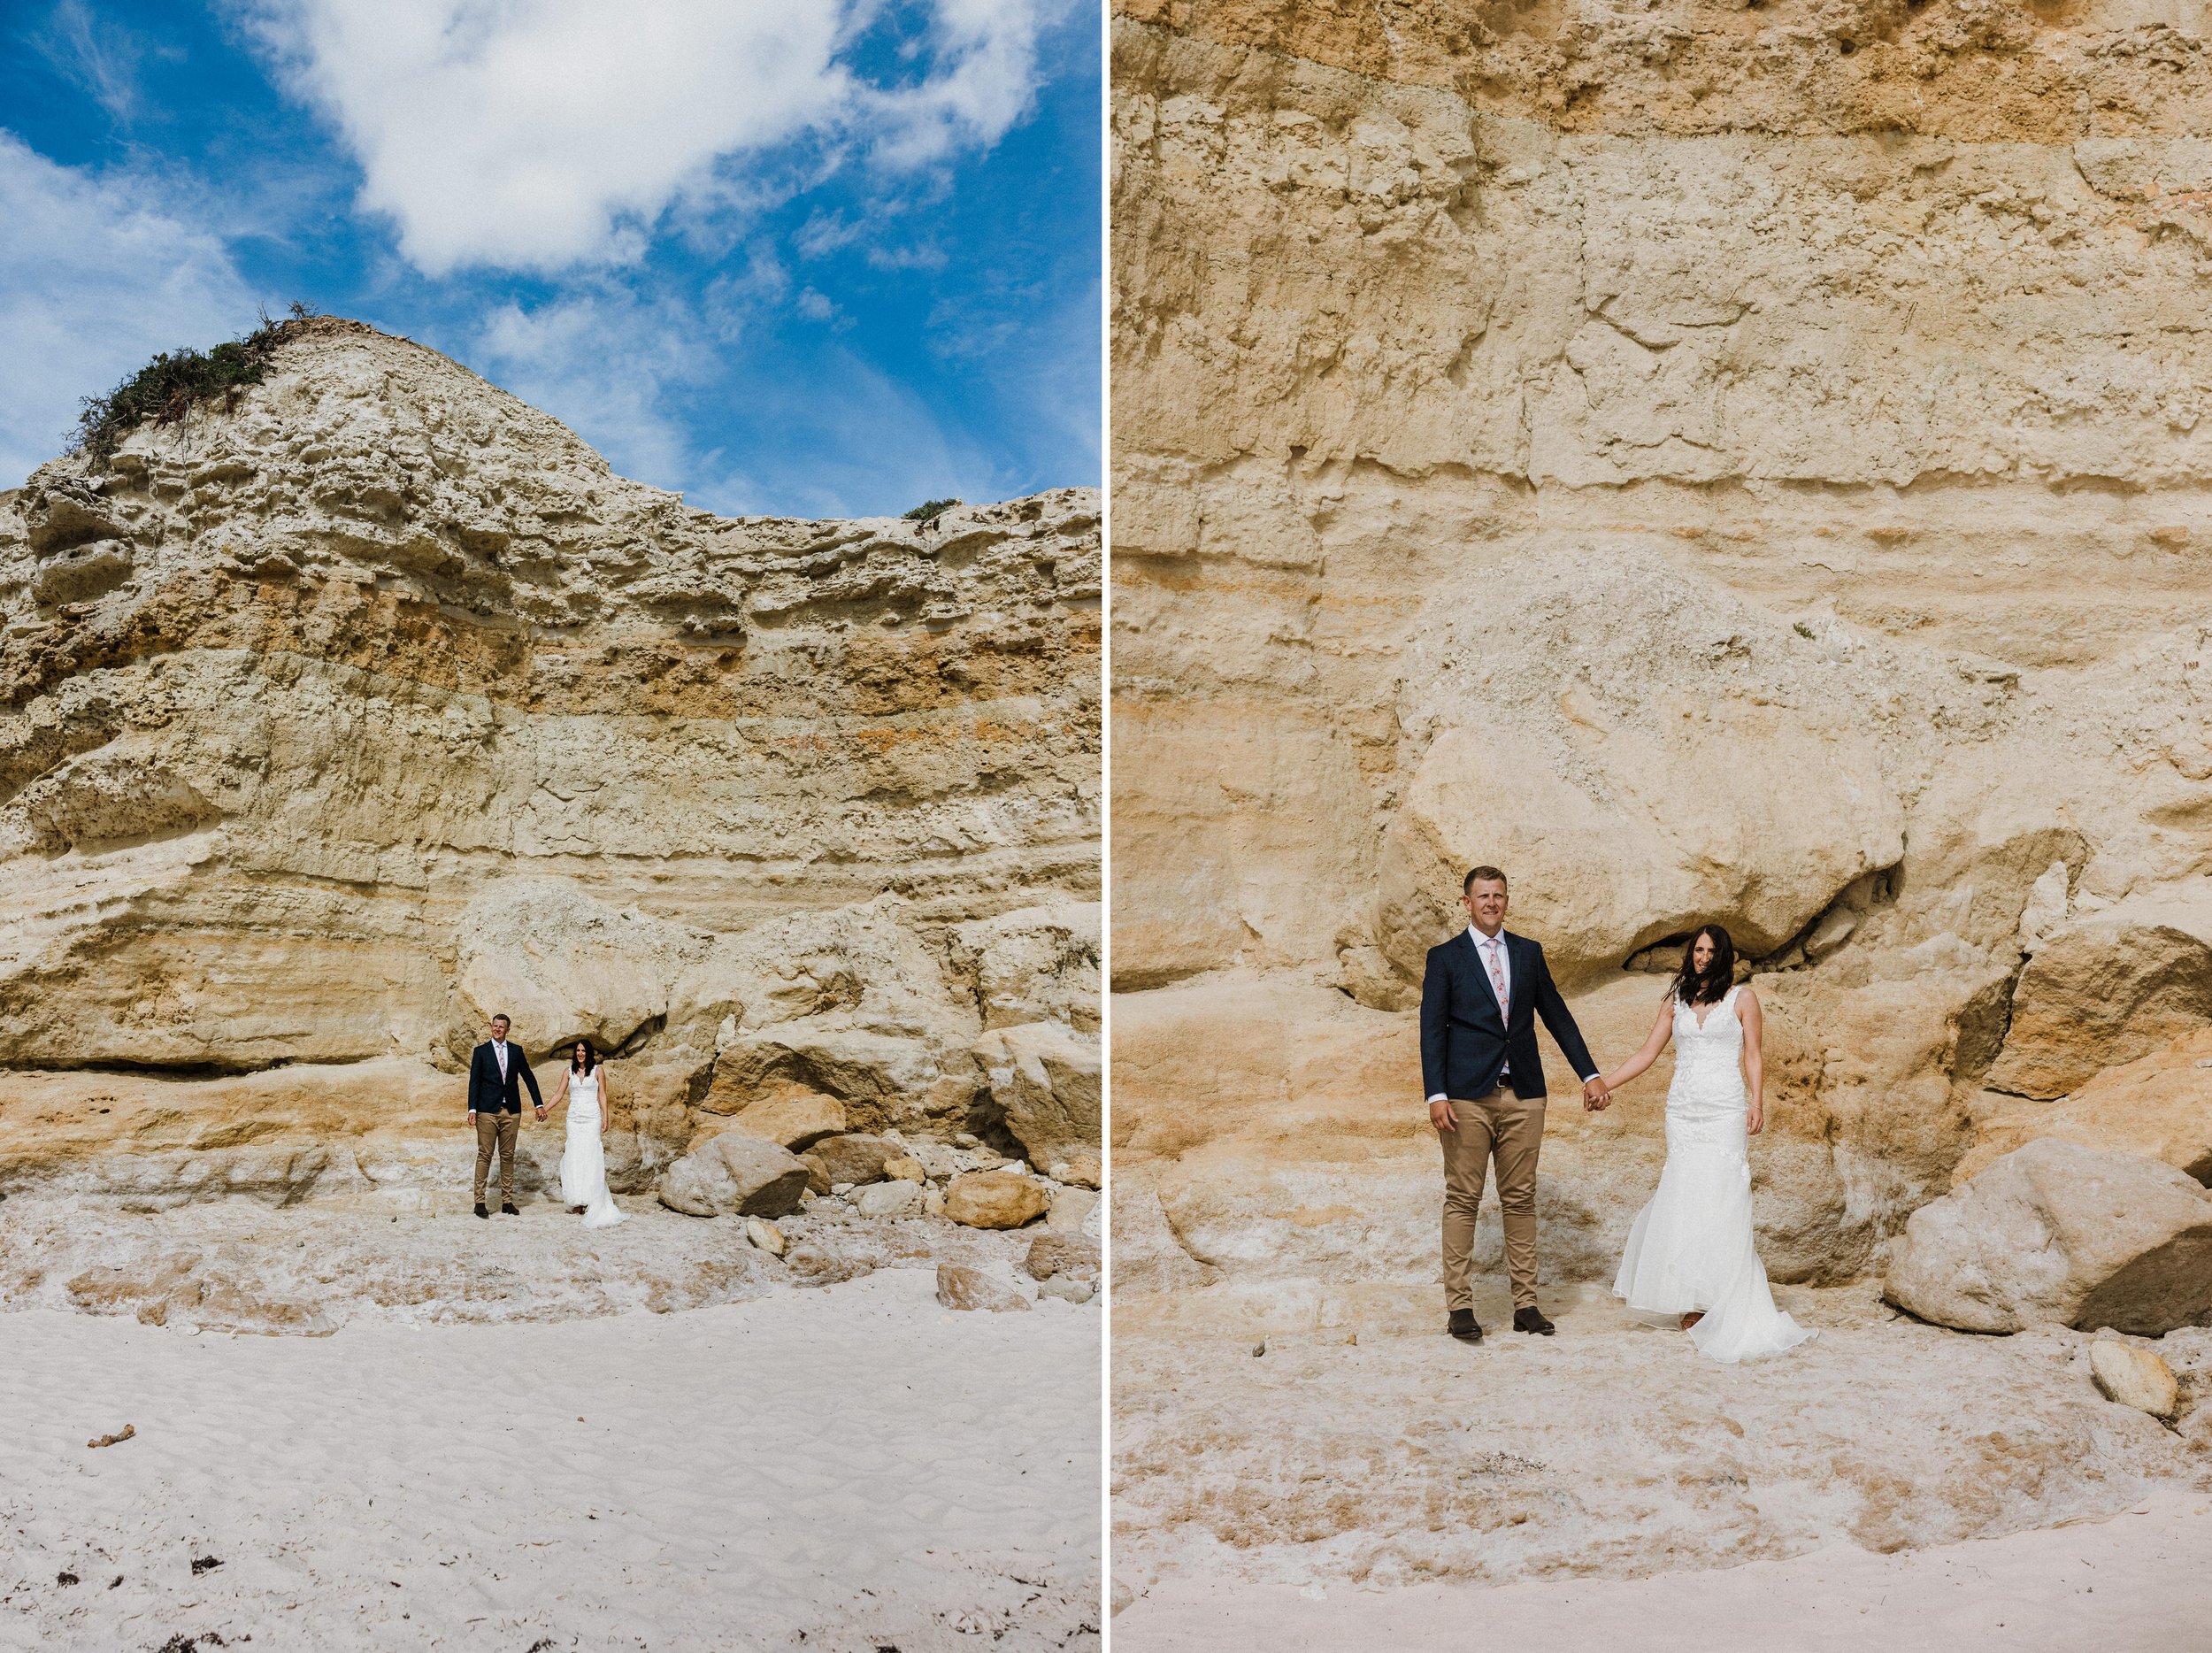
[235,0,1047,277]
[0,132,258,486]
[28,0,147,126]
[470,286,703,488]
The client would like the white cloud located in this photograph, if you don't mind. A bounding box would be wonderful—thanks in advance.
[31,1,148,125]
[457,279,1013,518]
[0,132,258,488]
[239,0,1047,276]
[470,288,701,488]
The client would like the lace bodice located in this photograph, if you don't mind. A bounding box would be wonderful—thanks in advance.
[1667,986,1747,1137]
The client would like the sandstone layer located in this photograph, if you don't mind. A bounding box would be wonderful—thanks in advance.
[1110,0,2212,1338]
[0,318,1101,1212]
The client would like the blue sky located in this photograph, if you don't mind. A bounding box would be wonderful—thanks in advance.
[0,1,1100,518]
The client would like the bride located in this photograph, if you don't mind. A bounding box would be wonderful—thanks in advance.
[556,1040,628,1229]
[1599,925,1813,1363]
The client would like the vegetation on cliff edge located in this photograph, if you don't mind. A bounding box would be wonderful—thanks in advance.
[72,302,322,463]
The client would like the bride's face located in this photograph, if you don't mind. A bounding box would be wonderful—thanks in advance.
[574,1044,588,1063]
[1693,935,1716,972]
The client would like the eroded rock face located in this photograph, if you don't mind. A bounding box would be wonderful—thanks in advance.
[1958,1027,2212,1188]
[0,319,1100,1202]
[975,1020,1103,1179]
[1984,911,2212,1100]
[1110,0,2212,1328]
[1883,1141,2212,1335]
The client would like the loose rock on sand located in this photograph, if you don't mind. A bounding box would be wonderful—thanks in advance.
[947,1170,1049,1230]
[2090,1340,2182,1419]
[938,1261,1033,1313]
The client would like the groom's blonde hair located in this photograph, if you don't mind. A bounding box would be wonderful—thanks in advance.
[1463,865,1508,894]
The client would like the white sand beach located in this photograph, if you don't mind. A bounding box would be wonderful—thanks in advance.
[1,1266,1100,1651]
[1113,1490,2212,1650]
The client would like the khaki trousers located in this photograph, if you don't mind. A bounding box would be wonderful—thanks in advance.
[1438,1087,1547,1312]
[473,1111,519,1204]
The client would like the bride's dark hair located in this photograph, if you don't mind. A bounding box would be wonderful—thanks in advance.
[570,1040,598,1075]
[1669,924,1736,1006]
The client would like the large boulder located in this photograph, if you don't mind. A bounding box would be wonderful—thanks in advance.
[1984,912,2212,1100]
[686,897,987,1134]
[1956,1026,2212,1187]
[1025,1232,1101,1283]
[2088,1340,2180,1419]
[715,1085,847,1151]
[1375,710,1902,987]
[974,1022,1102,1177]
[943,1170,1048,1229]
[656,1133,810,1219]
[1884,1139,2212,1335]
[455,878,703,1058]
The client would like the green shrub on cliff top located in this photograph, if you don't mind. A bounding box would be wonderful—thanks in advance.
[72,302,321,463]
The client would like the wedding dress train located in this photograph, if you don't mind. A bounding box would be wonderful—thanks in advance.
[559,1072,628,1229]
[1612,986,1813,1363]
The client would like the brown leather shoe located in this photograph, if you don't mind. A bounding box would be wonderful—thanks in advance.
[1513,1306,1555,1335]
[1448,1308,1484,1343]
[501,1202,519,1216]
[473,1203,489,1219]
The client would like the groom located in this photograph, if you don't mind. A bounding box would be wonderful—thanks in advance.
[465,1012,544,1219]
[1421,866,1609,1344]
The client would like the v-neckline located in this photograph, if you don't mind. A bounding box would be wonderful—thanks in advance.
[1686,988,1731,1031]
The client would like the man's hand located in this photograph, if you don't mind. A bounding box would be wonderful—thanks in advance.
[466,1110,476,1123]
[1582,1076,1611,1111]
[1428,1097,1457,1134]
[534,1105,549,1121]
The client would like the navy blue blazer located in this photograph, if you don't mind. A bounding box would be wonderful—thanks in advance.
[466,1041,543,1115]
[1418,928,1599,1103]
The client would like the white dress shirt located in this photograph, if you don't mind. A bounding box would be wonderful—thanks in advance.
[1429,926,1511,1104]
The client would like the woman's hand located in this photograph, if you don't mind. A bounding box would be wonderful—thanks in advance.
[1747,1098,1764,1135]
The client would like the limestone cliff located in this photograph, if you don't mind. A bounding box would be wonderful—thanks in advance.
[1110,0,2212,1312]
[0,318,1101,1203]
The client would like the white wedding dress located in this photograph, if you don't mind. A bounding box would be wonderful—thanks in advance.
[1612,987,1814,1363]
[559,1071,628,1230]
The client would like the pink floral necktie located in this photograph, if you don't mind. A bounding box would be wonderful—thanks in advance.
[1486,940,1509,1020]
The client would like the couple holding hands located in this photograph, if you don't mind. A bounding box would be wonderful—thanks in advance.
[1421,866,1814,1363]
[464,1013,630,1230]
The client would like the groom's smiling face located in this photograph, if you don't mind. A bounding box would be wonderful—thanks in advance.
[1463,878,1508,934]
